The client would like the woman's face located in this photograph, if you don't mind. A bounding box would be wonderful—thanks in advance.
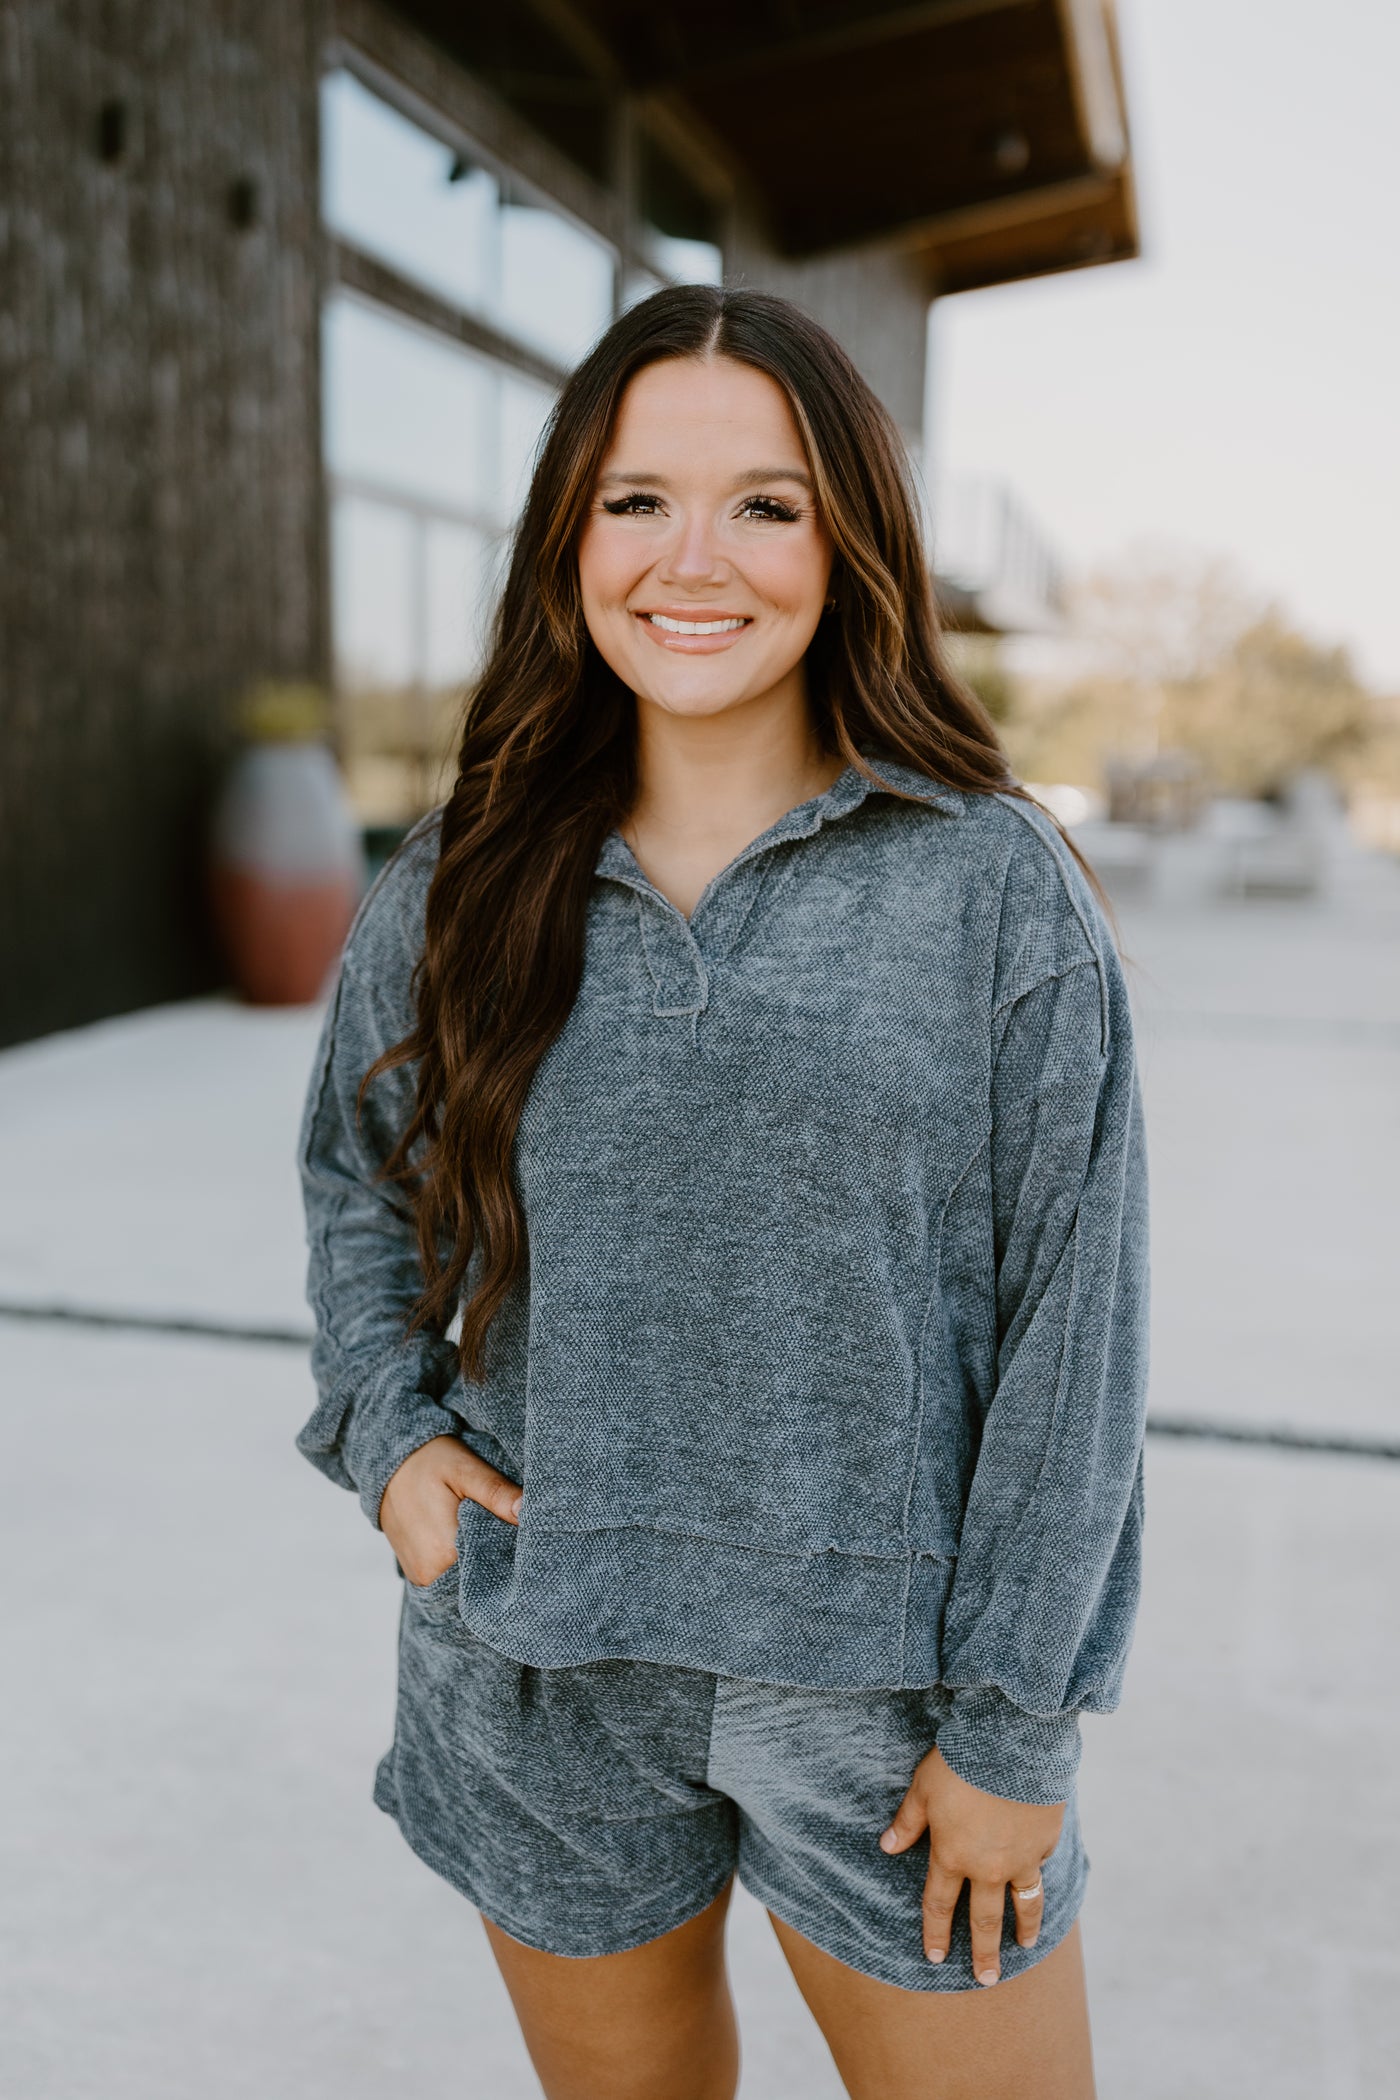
[576,355,834,726]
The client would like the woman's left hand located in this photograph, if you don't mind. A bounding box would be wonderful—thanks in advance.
[879,1744,1064,1986]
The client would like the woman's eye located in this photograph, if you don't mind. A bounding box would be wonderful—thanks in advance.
[599,491,800,521]
[601,492,664,516]
[738,496,800,522]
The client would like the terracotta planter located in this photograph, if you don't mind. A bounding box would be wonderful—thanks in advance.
[211,700,365,1005]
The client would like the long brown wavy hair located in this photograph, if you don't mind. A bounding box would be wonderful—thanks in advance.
[367,284,1076,1378]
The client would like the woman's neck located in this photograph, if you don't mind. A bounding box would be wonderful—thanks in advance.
[621,692,845,920]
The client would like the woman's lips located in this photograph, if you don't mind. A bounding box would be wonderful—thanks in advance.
[632,609,753,653]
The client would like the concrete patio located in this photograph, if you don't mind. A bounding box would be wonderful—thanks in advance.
[2,833,1398,2098]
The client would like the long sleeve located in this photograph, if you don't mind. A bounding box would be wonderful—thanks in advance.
[295,828,466,1527]
[933,915,1150,1805]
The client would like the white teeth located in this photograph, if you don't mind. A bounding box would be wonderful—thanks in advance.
[645,613,748,635]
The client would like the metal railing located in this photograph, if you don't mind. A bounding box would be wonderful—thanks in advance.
[933,476,1067,634]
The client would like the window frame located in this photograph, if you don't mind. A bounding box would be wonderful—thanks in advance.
[316,16,731,826]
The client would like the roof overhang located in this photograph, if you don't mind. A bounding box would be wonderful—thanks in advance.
[382,0,1138,295]
[551,0,1138,291]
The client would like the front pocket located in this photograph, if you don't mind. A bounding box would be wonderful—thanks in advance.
[403,1496,473,1604]
[405,1561,457,1603]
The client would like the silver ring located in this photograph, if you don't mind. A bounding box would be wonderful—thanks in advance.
[1012,1879,1043,1901]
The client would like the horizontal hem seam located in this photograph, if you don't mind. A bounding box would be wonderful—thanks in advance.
[451,1513,961,1685]
[941,1683,1095,1723]
[521,1514,958,1563]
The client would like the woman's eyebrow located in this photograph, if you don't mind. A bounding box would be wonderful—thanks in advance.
[729,465,813,491]
[595,465,813,490]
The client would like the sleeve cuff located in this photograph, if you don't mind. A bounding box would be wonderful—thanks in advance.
[347,1401,465,1529]
[935,1686,1082,1805]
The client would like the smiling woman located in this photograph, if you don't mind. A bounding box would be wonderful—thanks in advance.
[296,285,1147,2100]
[577,357,842,914]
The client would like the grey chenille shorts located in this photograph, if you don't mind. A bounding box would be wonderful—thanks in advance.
[373,1573,1088,1993]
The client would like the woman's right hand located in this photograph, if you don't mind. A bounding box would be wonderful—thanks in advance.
[379,1434,522,1589]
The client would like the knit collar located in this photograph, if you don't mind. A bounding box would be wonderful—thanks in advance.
[594,752,960,890]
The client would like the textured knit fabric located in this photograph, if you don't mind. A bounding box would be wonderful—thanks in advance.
[375,1566,1088,1985]
[297,756,1150,1805]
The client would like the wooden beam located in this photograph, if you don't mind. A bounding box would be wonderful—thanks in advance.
[1054,0,1128,168]
[924,164,1138,293]
[633,91,737,215]
[525,0,627,86]
[454,70,606,108]
[627,0,1037,89]
[775,169,1117,264]
[910,169,1119,252]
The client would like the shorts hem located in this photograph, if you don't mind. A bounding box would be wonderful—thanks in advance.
[376,1758,735,1959]
[734,1855,1089,1995]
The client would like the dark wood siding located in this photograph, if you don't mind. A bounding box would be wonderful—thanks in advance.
[0,1,327,1045]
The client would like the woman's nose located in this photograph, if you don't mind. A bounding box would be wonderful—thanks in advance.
[659,511,725,588]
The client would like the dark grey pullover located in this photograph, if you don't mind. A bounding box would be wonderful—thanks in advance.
[297,759,1150,1804]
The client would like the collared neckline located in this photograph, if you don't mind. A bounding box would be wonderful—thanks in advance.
[594,753,961,906]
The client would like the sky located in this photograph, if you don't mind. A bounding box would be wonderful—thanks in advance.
[933,0,1400,688]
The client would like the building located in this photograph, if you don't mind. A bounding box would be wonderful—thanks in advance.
[0,0,1136,1046]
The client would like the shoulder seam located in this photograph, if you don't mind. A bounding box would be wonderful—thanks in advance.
[991,953,1102,1025]
[994,795,1110,1054]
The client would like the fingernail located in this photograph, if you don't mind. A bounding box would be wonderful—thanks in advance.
[977,1969,999,1988]
[879,1830,899,1852]
[509,1495,522,1519]
[925,1948,945,1964]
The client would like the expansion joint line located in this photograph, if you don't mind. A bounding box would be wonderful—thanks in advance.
[1,1301,1397,1465]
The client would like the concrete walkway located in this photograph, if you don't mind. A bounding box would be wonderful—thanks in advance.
[2,843,1398,2097]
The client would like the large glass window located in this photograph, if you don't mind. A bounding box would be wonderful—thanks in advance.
[498,198,615,365]
[322,72,614,366]
[322,70,498,315]
[645,233,722,286]
[498,370,557,521]
[331,495,418,693]
[323,291,554,823]
[638,130,724,289]
[323,296,498,518]
[320,64,726,828]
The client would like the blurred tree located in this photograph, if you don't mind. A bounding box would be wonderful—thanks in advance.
[998,544,1386,802]
[1003,678,1149,788]
[947,635,1017,723]
[1160,613,1376,797]
[1072,543,1262,686]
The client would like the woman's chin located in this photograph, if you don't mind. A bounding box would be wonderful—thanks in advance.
[630,649,814,722]
[632,675,770,723]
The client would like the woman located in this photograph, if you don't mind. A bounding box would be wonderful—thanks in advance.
[297,285,1148,2100]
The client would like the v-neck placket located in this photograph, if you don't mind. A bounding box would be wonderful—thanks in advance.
[593,763,916,1022]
